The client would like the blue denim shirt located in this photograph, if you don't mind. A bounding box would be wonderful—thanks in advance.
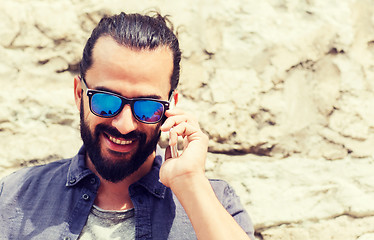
[0,146,255,240]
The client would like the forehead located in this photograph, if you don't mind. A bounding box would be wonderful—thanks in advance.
[86,36,173,99]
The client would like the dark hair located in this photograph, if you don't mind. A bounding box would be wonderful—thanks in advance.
[80,12,181,94]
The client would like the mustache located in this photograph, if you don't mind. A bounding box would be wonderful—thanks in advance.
[95,123,144,140]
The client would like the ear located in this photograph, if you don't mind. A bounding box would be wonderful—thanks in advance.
[74,75,82,111]
[173,90,179,106]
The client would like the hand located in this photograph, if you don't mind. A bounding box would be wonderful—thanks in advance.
[159,108,209,188]
[160,109,251,240]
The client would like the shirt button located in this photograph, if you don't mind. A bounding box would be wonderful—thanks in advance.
[82,194,90,201]
[90,178,96,184]
[63,237,71,240]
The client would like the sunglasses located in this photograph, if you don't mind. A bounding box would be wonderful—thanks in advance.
[80,76,171,124]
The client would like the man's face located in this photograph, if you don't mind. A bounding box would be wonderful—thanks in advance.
[76,36,173,182]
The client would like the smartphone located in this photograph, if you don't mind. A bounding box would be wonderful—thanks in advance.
[169,91,178,158]
[170,133,178,158]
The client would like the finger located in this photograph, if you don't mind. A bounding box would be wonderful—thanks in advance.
[165,108,198,123]
[169,121,201,140]
[169,127,179,146]
[161,115,199,131]
[183,136,189,150]
[164,108,186,117]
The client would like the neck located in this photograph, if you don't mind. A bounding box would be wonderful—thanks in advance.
[86,152,155,211]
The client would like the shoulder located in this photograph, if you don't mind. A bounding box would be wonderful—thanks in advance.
[0,158,72,196]
[208,179,239,202]
[209,179,255,239]
[1,158,71,182]
[208,179,244,215]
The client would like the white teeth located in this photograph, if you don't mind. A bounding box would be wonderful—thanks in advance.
[109,136,133,145]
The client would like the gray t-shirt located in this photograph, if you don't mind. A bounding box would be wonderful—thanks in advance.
[78,205,135,240]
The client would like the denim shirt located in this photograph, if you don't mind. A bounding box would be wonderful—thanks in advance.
[0,146,255,240]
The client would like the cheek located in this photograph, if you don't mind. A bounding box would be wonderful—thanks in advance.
[81,99,107,131]
[140,123,162,139]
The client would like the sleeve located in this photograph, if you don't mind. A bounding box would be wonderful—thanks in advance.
[0,180,3,197]
[210,179,255,240]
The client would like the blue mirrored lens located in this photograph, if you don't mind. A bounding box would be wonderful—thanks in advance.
[91,93,122,117]
[133,100,164,122]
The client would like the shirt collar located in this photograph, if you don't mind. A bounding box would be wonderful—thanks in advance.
[66,145,94,187]
[66,145,168,199]
[132,154,167,199]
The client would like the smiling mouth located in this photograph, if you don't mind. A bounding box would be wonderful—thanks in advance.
[108,135,134,145]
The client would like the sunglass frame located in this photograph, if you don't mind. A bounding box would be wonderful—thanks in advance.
[80,76,170,124]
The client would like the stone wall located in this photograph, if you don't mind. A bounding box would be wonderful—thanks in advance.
[1,0,374,239]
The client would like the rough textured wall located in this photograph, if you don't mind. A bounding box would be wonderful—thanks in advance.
[179,0,374,160]
[1,0,374,239]
[1,0,374,163]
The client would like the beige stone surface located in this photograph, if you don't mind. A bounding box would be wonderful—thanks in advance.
[1,0,374,239]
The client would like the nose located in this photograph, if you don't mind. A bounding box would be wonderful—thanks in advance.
[111,105,138,135]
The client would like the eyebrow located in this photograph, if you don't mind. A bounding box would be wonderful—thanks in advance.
[94,86,162,100]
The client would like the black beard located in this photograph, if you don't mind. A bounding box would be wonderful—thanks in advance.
[80,101,161,183]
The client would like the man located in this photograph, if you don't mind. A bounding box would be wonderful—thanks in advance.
[0,12,255,239]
